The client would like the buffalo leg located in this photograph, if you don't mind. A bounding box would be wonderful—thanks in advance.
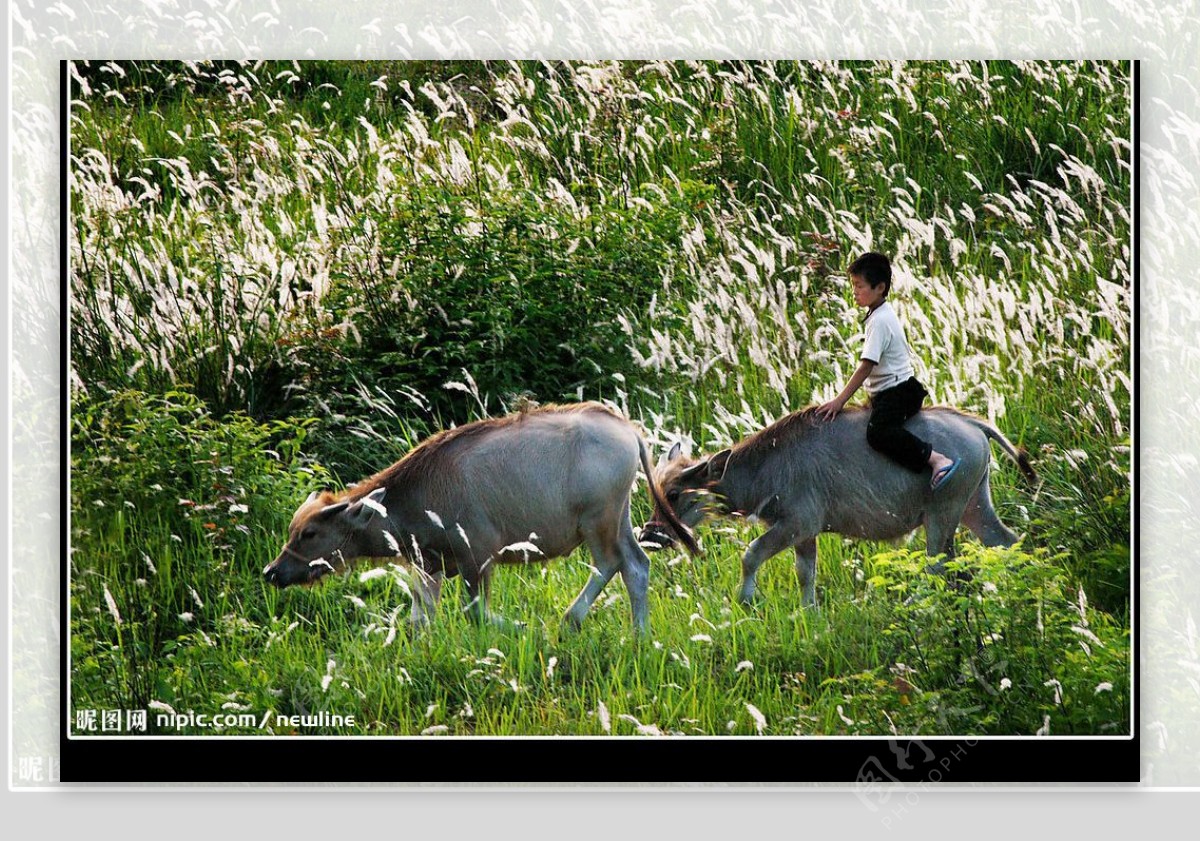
[462,566,497,626]
[924,515,957,572]
[442,523,520,630]
[794,537,818,607]
[960,474,1019,547]
[461,562,526,630]
[409,569,444,630]
[564,534,624,631]
[738,523,797,605]
[618,528,653,634]
[925,497,971,583]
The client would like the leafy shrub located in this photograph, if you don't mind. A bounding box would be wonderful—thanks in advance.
[70,388,329,712]
[71,388,327,539]
[853,544,1129,735]
[277,179,705,477]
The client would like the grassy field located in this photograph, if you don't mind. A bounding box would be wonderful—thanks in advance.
[68,60,1131,737]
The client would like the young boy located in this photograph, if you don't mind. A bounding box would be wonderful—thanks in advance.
[815,252,958,490]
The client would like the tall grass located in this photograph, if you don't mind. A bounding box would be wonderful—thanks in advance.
[68,60,1131,736]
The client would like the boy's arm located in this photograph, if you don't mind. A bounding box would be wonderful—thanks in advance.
[815,358,875,421]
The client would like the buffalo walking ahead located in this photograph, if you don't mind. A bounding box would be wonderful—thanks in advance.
[639,406,1036,606]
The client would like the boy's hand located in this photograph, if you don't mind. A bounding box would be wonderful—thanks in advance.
[815,398,844,421]
[818,360,873,422]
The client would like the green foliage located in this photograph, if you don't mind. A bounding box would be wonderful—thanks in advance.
[69,388,328,712]
[1024,441,1132,614]
[856,545,1128,735]
[293,180,697,413]
[71,388,327,538]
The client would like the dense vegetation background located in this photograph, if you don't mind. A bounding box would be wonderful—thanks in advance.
[69,60,1130,737]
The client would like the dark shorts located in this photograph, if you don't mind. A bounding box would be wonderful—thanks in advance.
[866,376,932,474]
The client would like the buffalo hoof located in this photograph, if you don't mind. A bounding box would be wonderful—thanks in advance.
[736,591,760,609]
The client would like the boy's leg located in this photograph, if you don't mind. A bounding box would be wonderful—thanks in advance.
[866,378,932,473]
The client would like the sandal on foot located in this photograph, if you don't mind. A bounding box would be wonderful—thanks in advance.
[930,459,960,492]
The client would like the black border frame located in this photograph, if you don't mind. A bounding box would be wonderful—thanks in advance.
[58,58,1141,785]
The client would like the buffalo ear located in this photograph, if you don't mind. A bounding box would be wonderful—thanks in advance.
[347,487,388,523]
[657,441,683,472]
[317,500,350,519]
[678,459,708,485]
[707,449,732,482]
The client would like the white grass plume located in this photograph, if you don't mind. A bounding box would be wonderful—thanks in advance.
[596,701,611,734]
[102,585,122,625]
[745,702,767,735]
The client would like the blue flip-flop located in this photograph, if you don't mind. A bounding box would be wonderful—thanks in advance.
[930,458,961,492]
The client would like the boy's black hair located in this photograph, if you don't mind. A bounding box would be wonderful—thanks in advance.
[849,252,892,297]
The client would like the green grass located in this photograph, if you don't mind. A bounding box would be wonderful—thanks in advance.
[69,502,1128,736]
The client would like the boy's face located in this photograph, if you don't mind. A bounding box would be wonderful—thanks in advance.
[851,272,886,309]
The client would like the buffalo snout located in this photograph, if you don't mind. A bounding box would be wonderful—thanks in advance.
[262,552,309,588]
[263,556,287,587]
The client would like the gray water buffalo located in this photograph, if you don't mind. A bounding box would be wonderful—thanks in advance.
[639,405,1036,607]
[264,403,698,633]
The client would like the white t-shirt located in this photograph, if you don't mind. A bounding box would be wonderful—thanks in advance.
[861,301,914,396]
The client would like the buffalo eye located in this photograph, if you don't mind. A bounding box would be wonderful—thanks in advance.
[666,489,680,503]
[300,527,316,540]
